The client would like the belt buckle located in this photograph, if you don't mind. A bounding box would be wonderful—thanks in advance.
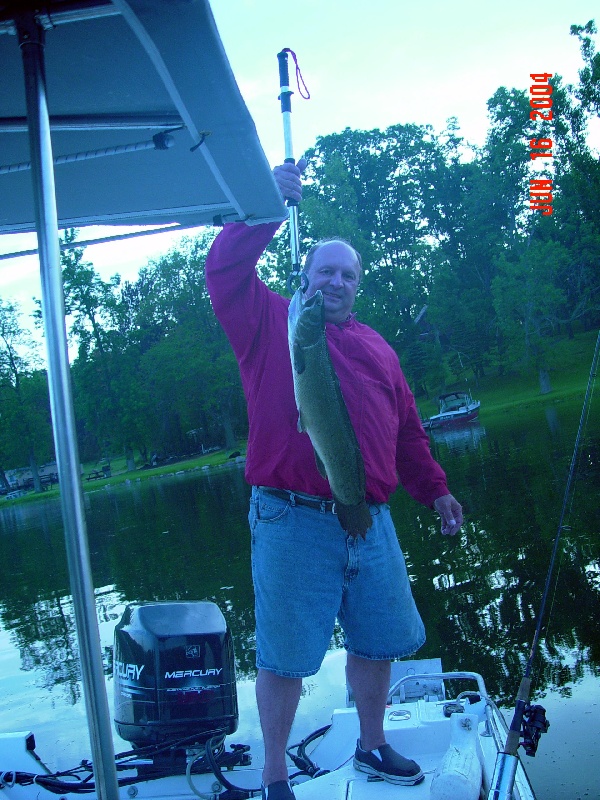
[317,497,336,515]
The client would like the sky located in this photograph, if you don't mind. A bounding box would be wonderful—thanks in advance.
[0,0,598,335]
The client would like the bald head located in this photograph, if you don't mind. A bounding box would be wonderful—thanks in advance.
[304,239,362,324]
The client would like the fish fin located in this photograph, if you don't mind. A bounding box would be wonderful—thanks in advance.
[297,414,306,434]
[314,449,328,480]
[293,342,305,374]
[334,499,373,539]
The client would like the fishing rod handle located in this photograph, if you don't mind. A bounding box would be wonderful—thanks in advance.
[277,49,297,204]
[277,49,292,111]
[277,47,301,275]
[283,157,299,212]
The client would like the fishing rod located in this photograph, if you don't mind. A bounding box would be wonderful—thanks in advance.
[277,47,307,291]
[487,328,600,800]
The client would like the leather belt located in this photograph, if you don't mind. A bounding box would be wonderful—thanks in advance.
[260,486,337,514]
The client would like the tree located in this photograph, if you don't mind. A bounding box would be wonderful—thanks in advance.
[34,230,129,463]
[103,230,244,459]
[423,90,533,387]
[137,233,244,451]
[531,211,600,333]
[0,300,53,488]
[571,20,600,116]
[532,56,600,329]
[297,125,448,354]
[54,229,122,360]
[492,241,569,392]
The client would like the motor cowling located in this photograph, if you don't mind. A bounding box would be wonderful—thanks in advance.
[113,601,238,747]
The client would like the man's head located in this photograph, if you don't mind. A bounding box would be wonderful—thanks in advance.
[303,238,362,324]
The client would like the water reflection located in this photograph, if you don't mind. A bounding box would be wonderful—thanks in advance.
[429,420,487,454]
[0,414,599,794]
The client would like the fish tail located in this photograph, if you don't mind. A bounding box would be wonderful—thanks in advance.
[335,500,373,539]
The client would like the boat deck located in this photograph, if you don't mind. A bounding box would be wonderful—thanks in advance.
[293,696,535,800]
[0,690,535,800]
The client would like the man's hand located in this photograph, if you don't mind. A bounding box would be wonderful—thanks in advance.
[433,494,463,536]
[273,157,307,204]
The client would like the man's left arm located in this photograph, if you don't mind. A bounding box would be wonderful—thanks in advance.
[394,377,463,536]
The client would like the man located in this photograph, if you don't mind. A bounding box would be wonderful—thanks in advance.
[206,160,463,800]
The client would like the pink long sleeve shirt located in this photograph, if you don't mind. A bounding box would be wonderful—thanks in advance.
[205,221,449,507]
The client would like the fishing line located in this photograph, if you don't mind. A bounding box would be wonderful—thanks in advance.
[487,330,600,800]
[503,328,600,757]
[543,339,599,647]
[527,328,599,678]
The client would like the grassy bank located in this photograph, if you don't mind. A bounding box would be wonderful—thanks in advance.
[6,446,248,506]
[4,330,598,507]
[419,329,599,422]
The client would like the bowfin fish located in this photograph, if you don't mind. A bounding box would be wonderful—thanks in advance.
[287,288,373,538]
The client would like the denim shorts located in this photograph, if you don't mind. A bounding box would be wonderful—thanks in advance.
[249,486,425,677]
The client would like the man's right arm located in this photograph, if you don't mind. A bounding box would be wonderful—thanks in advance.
[205,220,284,358]
[205,160,305,353]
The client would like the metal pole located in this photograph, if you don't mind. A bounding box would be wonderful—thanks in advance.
[16,14,120,800]
[277,49,301,282]
[487,753,519,800]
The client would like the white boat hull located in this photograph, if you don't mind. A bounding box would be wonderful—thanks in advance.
[0,667,536,800]
[292,690,534,800]
[423,401,481,429]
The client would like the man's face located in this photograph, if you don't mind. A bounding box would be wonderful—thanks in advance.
[305,241,361,324]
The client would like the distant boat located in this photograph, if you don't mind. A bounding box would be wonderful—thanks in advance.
[421,390,481,429]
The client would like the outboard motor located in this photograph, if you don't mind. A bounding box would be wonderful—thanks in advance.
[114,601,238,748]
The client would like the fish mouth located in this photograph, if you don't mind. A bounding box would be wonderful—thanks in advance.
[304,291,324,308]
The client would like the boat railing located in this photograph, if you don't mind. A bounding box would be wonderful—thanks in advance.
[483,697,538,800]
[387,670,489,703]
[386,672,536,800]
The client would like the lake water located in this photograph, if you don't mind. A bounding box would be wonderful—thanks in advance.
[0,403,599,799]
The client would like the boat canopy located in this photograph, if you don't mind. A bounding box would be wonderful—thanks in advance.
[0,0,287,241]
[0,6,286,798]
[438,391,473,411]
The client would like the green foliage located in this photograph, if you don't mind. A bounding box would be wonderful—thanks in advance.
[66,228,244,464]
[297,124,449,355]
[493,241,568,371]
[0,301,53,481]
[2,20,599,471]
[571,20,600,116]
